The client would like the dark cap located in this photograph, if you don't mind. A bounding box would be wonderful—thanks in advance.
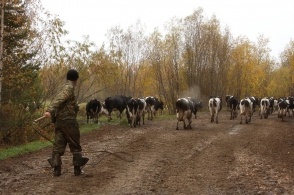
[67,69,79,81]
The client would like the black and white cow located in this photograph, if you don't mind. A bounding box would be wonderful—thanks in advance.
[285,96,294,117]
[260,97,270,119]
[176,98,193,130]
[187,97,203,119]
[126,98,139,128]
[273,99,279,112]
[145,96,162,120]
[145,96,156,120]
[154,98,164,116]
[267,97,275,114]
[239,97,252,124]
[99,102,110,116]
[104,95,132,122]
[208,96,222,124]
[277,98,288,122]
[249,96,259,113]
[225,95,238,120]
[86,99,101,124]
[136,98,147,126]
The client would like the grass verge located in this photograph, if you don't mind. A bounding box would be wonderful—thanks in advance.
[0,121,101,160]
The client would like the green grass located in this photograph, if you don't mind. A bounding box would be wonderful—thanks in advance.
[0,141,52,160]
[0,121,101,160]
[79,122,101,133]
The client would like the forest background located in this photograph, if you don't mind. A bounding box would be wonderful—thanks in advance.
[0,0,293,146]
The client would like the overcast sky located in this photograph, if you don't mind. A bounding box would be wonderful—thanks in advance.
[41,0,294,59]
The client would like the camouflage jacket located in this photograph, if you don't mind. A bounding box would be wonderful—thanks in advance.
[47,81,78,120]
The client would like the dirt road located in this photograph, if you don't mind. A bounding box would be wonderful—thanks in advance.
[1,110,294,194]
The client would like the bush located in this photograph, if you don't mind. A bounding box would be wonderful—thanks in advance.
[0,103,52,146]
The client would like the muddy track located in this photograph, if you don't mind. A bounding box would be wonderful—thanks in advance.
[1,111,294,194]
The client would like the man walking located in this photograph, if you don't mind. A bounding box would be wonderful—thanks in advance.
[44,69,88,176]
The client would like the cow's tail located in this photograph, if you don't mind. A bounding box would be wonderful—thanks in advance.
[94,106,98,114]
[240,103,246,115]
[209,99,213,108]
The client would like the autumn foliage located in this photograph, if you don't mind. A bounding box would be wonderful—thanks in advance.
[0,3,294,146]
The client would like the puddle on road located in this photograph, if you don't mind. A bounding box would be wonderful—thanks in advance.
[229,125,242,135]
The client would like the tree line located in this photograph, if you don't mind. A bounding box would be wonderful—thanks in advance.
[0,1,293,145]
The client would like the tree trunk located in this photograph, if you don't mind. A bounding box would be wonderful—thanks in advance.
[0,0,4,105]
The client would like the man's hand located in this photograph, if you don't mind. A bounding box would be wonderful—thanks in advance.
[44,112,51,118]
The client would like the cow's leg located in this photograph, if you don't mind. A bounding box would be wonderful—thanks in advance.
[94,115,97,124]
[141,113,145,125]
[133,111,136,128]
[216,112,218,124]
[139,111,142,126]
[278,109,281,118]
[245,115,249,124]
[119,110,122,119]
[108,110,112,122]
[240,114,243,124]
[130,116,133,128]
[183,115,187,129]
[150,106,155,121]
[132,119,135,128]
[176,120,179,130]
[210,113,214,122]
[188,117,192,129]
[136,114,140,126]
[233,109,237,119]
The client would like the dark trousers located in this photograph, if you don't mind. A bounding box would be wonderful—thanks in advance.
[51,119,83,166]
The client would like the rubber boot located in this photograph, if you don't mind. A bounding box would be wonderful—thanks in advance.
[54,166,61,177]
[73,153,88,176]
[48,153,62,176]
[73,153,89,167]
[74,166,83,176]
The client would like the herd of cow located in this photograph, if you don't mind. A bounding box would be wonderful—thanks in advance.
[86,95,164,127]
[86,94,294,130]
[176,95,294,130]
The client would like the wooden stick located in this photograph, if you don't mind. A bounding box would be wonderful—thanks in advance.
[34,116,47,123]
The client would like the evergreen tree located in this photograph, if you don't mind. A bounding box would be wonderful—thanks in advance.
[1,0,39,105]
